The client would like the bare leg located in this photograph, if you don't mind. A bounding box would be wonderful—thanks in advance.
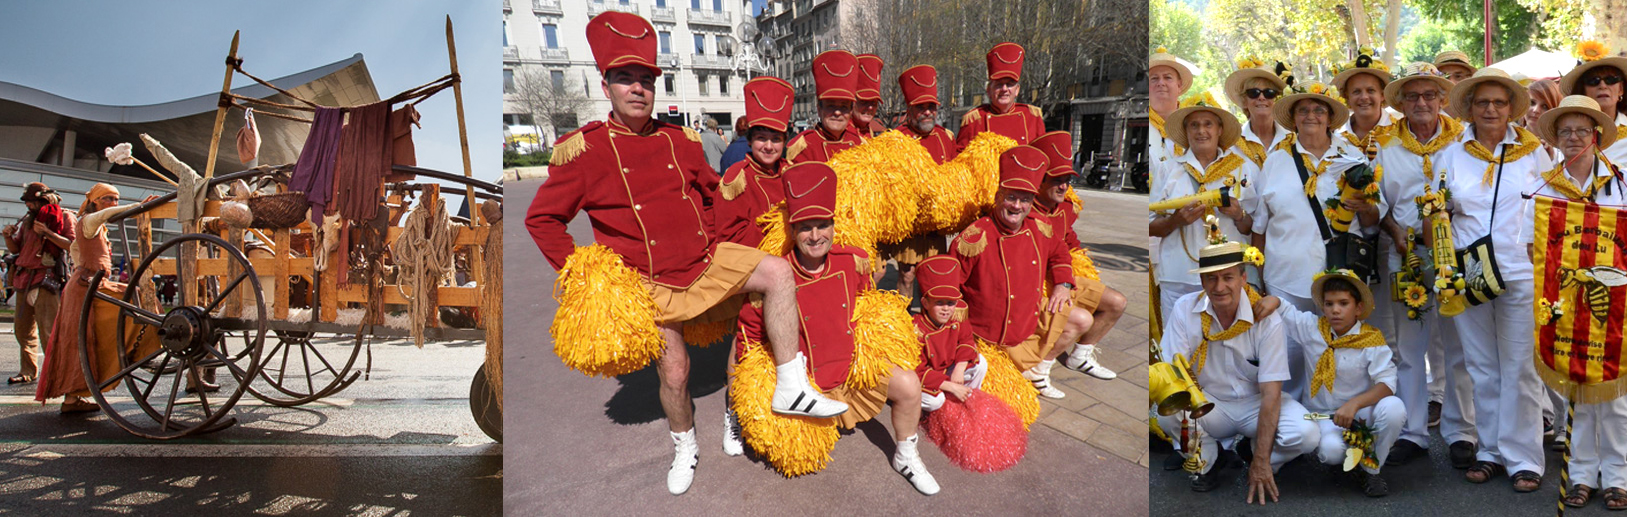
[655,323,693,433]
[1077,287,1127,347]
[738,256,799,365]
[887,366,923,440]
[1044,307,1094,361]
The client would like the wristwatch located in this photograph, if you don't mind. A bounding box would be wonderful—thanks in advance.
[1060,282,1075,290]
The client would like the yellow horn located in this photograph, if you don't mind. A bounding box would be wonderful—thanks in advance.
[1148,186,1242,213]
[1149,355,1213,419]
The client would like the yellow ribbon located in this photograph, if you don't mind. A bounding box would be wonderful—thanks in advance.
[1309,319,1387,397]
[1189,286,1262,377]
[1462,127,1541,186]
[1300,153,1333,198]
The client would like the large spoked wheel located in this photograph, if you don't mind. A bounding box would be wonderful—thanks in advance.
[470,361,502,443]
[79,233,268,439]
[243,329,364,407]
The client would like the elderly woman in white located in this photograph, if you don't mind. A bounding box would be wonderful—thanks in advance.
[1440,67,1553,492]
[1151,95,1254,321]
[1246,82,1380,401]
[1560,43,1627,165]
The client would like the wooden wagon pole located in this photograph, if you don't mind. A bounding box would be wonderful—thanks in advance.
[185,31,238,307]
[205,31,239,181]
[446,16,479,228]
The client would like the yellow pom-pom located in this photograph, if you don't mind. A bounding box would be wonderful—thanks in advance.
[1064,186,1085,215]
[828,131,933,246]
[754,202,792,255]
[682,318,733,347]
[730,341,840,477]
[845,290,924,391]
[551,244,667,377]
[976,338,1040,429]
[1070,248,1101,281]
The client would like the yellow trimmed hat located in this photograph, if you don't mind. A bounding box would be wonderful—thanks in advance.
[1191,215,1264,275]
[1273,82,1350,133]
[1224,57,1289,109]
[1150,46,1194,95]
[1434,50,1478,75]
[1331,48,1393,99]
[1383,62,1455,111]
[1166,92,1242,151]
[1560,40,1627,97]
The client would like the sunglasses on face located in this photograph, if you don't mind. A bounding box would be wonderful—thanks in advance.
[1585,75,1625,87]
[1245,88,1279,100]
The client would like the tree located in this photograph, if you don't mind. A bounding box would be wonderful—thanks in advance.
[1395,19,1477,64]
[1152,0,1220,94]
[1202,0,1391,84]
[510,68,592,145]
[1406,0,1539,63]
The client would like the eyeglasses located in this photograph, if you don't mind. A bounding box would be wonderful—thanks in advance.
[1401,91,1442,104]
[1472,99,1510,110]
[1293,106,1330,117]
[1584,75,1624,87]
[1557,128,1596,139]
[1244,88,1279,100]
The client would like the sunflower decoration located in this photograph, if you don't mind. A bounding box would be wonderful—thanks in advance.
[1305,81,1338,98]
[1341,419,1381,472]
[1403,284,1429,318]
[1154,45,1170,55]
[1243,246,1265,267]
[1179,90,1224,109]
[1235,55,1266,70]
[1578,40,1610,63]
[1536,297,1566,327]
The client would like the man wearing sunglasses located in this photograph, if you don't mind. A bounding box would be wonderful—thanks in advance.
[1224,61,1291,169]
[1371,62,1479,469]
[1560,46,1627,164]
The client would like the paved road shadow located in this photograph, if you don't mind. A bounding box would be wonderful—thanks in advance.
[603,336,733,425]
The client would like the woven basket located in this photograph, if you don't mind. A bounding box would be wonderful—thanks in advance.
[245,192,308,228]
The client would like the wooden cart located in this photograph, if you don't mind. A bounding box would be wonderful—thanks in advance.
[72,18,504,441]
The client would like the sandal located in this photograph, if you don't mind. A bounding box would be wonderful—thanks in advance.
[1605,487,1627,511]
[1566,484,1595,508]
[1512,470,1542,493]
[1465,461,1505,484]
[6,375,33,385]
[58,399,98,414]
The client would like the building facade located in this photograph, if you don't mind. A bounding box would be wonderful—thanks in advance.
[503,0,758,146]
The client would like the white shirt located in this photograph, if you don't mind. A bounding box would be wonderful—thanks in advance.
[1160,288,1290,402]
[1530,157,1627,206]
[1603,113,1627,165]
[1150,112,1182,194]
[1151,148,1258,286]
[1249,136,1372,298]
[1375,115,1467,270]
[1441,124,1552,282]
[1277,306,1398,413]
[1233,120,1291,168]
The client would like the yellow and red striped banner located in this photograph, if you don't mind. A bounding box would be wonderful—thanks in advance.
[1533,195,1627,403]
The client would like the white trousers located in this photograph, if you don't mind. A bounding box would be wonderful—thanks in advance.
[1452,281,1544,475]
[1277,292,1313,403]
[1565,396,1627,490]
[922,356,989,412]
[1172,395,1319,474]
[1369,271,1477,446]
[1313,396,1406,474]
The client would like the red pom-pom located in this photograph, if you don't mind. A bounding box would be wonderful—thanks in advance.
[923,389,1028,472]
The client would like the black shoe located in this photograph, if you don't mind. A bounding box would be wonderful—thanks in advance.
[1355,470,1389,497]
[1234,437,1253,466]
[1163,452,1185,471]
[1386,439,1428,466]
[1218,448,1242,469]
[1428,401,1442,427]
[1449,440,1477,469]
[1191,467,1222,492]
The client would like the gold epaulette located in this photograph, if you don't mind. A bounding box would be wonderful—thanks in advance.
[854,251,872,278]
[550,131,589,166]
[718,169,748,201]
[956,224,987,257]
[1035,218,1053,238]
[682,126,702,143]
[786,136,809,161]
[961,108,983,127]
[1027,104,1042,118]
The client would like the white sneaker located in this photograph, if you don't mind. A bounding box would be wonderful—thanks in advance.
[1022,365,1066,399]
[771,353,849,418]
[1062,343,1118,380]
[668,429,699,495]
[722,408,743,457]
[892,434,940,495]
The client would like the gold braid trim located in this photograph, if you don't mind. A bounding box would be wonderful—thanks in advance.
[956,224,988,256]
[682,126,703,143]
[1027,105,1043,118]
[718,170,748,201]
[962,109,983,127]
[550,131,589,166]
[786,136,809,162]
[1308,319,1387,397]
[1541,155,1617,201]
[1463,127,1542,186]
[1188,285,1262,377]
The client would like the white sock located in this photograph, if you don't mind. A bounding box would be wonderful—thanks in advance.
[1035,359,1055,376]
[776,353,809,386]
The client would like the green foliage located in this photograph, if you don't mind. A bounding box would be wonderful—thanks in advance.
[503,148,552,168]
[1151,0,1223,94]
[1406,0,1538,62]
[1395,19,1476,64]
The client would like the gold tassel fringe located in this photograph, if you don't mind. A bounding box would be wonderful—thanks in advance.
[976,338,1040,430]
[845,290,924,391]
[682,318,733,348]
[1536,357,1627,405]
[731,340,840,477]
[1071,248,1101,281]
[754,202,792,255]
[1065,186,1085,215]
[828,130,930,246]
[550,244,666,377]
[550,131,588,166]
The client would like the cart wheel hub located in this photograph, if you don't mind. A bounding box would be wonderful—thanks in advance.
[160,307,213,357]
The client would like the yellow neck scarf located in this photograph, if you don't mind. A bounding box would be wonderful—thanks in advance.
[1462,126,1541,186]
[1189,285,1262,378]
[1542,155,1617,202]
[1398,115,1465,193]
[1308,319,1387,397]
[1186,153,1245,188]
[1299,150,1334,198]
[1152,109,1186,156]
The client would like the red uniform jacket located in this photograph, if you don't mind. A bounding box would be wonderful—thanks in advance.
[955,103,1045,149]
[898,124,959,164]
[1033,198,1082,250]
[913,313,979,394]
[787,126,862,164]
[714,157,785,248]
[949,215,1072,346]
[525,117,720,289]
[738,246,872,391]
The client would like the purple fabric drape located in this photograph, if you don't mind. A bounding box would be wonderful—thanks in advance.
[289,106,345,224]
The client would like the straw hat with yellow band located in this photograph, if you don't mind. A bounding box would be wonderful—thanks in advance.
[1331,48,1393,98]
[1535,95,1619,149]
[1560,40,1627,98]
[1434,50,1478,76]
[1167,91,1243,152]
[1383,62,1454,111]
[1149,46,1194,95]
[1224,57,1289,109]
[1448,67,1531,121]
[1311,268,1375,320]
[1273,81,1350,132]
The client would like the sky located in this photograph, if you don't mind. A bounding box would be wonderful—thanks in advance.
[0,0,503,182]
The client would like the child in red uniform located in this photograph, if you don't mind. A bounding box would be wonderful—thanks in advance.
[913,255,987,412]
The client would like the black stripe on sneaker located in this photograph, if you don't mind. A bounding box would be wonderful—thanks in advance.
[790,392,806,411]
[801,397,817,413]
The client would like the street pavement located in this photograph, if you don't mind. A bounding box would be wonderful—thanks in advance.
[502,179,1150,515]
[0,327,499,515]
